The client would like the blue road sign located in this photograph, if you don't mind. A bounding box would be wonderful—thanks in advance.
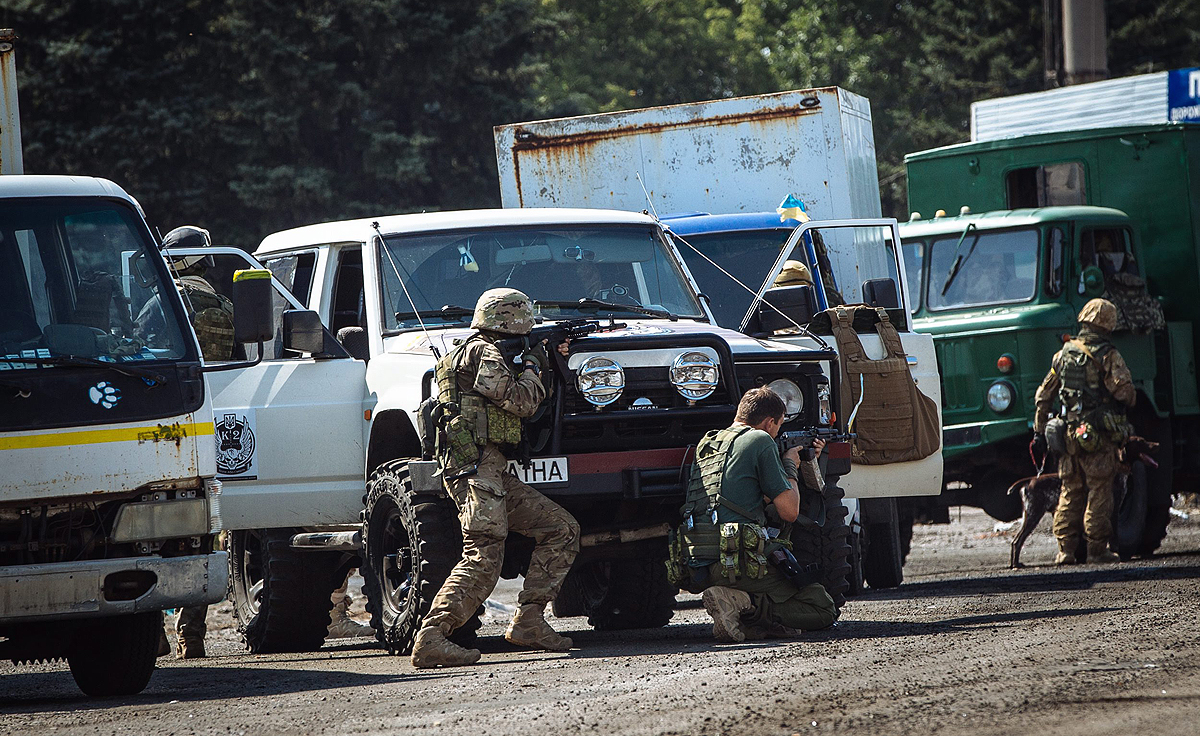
[1168,67,1200,123]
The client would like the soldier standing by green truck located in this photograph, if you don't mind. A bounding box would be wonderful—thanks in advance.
[1032,299,1135,565]
[411,288,580,669]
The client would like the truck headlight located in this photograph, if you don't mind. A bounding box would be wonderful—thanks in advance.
[577,356,624,407]
[670,351,718,402]
[987,381,1014,413]
[766,379,804,421]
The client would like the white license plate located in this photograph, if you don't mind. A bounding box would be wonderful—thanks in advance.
[506,456,569,485]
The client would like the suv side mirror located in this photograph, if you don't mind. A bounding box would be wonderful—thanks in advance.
[753,284,817,334]
[232,269,274,344]
[283,310,329,355]
[862,278,900,309]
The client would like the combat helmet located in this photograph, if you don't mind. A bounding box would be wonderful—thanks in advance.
[774,260,813,288]
[162,225,213,275]
[472,288,535,335]
[1077,298,1118,332]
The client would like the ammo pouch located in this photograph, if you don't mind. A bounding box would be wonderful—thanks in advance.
[1045,416,1068,458]
[436,403,482,472]
[417,396,438,460]
[666,520,770,590]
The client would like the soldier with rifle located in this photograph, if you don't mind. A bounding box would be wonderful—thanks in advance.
[667,387,838,642]
[411,288,581,668]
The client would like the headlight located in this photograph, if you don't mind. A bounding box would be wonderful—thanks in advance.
[818,383,832,425]
[670,351,719,402]
[577,356,625,407]
[766,379,804,422]
[987,381,1014,413]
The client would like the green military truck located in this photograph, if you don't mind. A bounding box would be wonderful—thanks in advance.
[898,95,1199,554]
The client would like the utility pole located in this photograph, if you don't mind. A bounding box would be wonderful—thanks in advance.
[0,29,23,175]
[1061,0,1108,86]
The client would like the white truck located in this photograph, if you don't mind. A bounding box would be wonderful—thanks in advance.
[494,88,943,589]
[0,176,276,695]
[174,207,859,656]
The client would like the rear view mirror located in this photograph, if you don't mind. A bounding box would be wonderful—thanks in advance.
[495,245,552,266]
[283,310,328,354]
[748,285,817,335]
[862,278,900,309]
[232,269,274,344]
[1080,265,1105,297]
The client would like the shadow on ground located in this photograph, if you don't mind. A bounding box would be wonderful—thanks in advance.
[859,563,1200,601]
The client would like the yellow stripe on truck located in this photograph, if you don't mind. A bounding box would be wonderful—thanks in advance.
[0,422,215,451]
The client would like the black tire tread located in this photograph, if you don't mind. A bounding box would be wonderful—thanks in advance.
[584,558,677,631]
[231,528,342,654]
[361,461,480,655]
[863,499,904,589]
[68,612,159,697]
[791,476,852,610]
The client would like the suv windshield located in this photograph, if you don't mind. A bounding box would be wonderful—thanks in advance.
[674,229,793,329]
[1,199,190,368]
[379,226,705,331]
[926,228,1039,310]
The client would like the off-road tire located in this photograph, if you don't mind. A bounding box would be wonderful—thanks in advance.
[845,527,865,597]
[579,558,677,631]
[229,528,342,653]
[67,612,160,697]
[790,476,852,610]
[897,500,915,564]
[863,498,904,589]
[361,461,480,655]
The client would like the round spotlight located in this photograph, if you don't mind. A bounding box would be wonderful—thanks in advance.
[577,356,625,407]
[670,351,719,402]
[987,381,1014,413]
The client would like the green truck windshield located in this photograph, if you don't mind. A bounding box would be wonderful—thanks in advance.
[918,228,1040,311]
[1,199,190,368]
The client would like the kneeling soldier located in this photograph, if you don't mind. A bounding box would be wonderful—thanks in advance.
[669,387,837,642]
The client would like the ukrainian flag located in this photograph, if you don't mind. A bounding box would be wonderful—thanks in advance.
[777,194,810,223]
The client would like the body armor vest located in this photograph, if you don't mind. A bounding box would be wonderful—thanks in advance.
[179,278,234,361]
[434,335,523,451]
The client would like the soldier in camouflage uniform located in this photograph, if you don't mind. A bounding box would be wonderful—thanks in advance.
[1033,298,1136,565]
[410,288,580,669]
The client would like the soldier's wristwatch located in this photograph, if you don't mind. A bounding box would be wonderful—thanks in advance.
[523,361,541,377]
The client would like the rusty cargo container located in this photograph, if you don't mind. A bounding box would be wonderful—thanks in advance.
[494,87,881,219]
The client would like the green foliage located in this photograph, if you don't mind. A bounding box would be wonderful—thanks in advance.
[5,0,1198,240]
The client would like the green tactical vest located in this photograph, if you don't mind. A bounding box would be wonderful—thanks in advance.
[179,278,235,361]
[1058,338,1115,419]
[434,334,523,450]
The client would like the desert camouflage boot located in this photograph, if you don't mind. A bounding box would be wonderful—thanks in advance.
[505,604,573,651]
[702,587,753,643]
[1088,542,1120,564]
[410,626,481,668]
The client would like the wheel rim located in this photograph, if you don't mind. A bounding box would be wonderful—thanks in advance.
[238,530,266,615]
[373,497,416,620]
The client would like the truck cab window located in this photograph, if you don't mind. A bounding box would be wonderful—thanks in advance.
[1006,162,1086,208]
[1080,228,1135,278]
[263,252,317,307]
[901,241,923,313]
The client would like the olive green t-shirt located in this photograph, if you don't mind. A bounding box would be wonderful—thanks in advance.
[714,427,791,525]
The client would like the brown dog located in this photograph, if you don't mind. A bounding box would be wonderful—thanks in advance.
[1007,436,1158,568]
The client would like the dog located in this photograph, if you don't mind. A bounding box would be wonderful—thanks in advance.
[1007,436,1158,568]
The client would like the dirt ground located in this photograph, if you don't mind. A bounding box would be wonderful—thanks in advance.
[3,503,1199,736]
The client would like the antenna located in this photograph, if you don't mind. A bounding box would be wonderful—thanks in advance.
[374,221,440,359]
[635,172,659,220]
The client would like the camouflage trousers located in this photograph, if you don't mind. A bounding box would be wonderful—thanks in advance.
[422,444,580,635]
[1054,442,1118,550]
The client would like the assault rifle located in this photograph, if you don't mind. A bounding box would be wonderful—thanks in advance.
[776,427,855,460]
[495,318,625,372]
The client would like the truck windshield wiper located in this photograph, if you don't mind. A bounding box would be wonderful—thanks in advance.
[395,305,474,322]
[940,223,979,297]
[534,298,677,321]
[14,355,169,384]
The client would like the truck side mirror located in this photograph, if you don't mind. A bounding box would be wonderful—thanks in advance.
[232,269,274,344]
[283,309,329,355]
[1080,265,1105,297]
[752,284,817,334]
[862,278,900,309]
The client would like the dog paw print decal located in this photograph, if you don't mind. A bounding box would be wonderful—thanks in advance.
[89,381,121,409]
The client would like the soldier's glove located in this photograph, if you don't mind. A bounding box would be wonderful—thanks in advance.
[1030,433,1048,458]
[521,347,547,375]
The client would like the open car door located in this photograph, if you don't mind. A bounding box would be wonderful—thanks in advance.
[168,246,368,530]
[737,218,943,501]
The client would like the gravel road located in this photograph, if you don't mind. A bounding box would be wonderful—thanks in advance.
[4,504,1199,735]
